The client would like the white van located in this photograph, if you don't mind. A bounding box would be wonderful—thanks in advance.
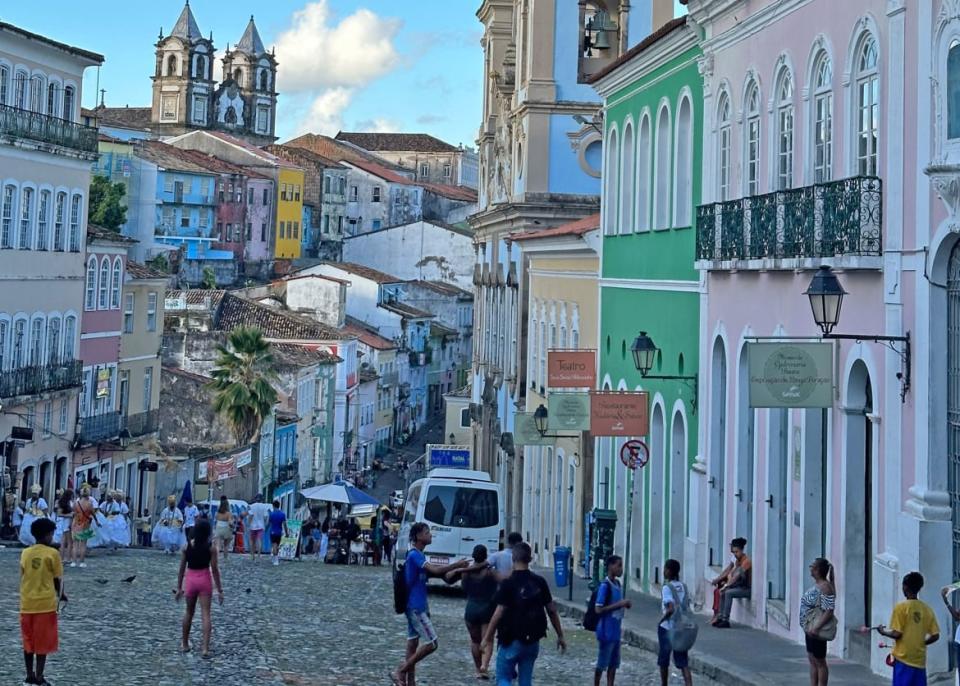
[396,468,504,570]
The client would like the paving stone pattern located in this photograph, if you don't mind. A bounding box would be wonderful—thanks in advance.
[0,548,721,685]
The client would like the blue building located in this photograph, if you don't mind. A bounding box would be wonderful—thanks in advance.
[272,413,298,514]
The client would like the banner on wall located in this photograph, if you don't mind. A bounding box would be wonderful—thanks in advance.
[589,391,649,437]
[513,412,555,446]
[548,392,591,431]
[207,455,238,482]
[278,519,302,561]
[547,350,596,388]
[747,342,833,408]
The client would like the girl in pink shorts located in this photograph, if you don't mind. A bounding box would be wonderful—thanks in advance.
[175,519,223,658]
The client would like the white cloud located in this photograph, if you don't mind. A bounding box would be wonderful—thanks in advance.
[295,87,354,136]
[275,1,402,93]
[354,118,401,133]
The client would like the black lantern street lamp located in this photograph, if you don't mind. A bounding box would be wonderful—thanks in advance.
[629,332,698,412]
[531,403,580,440]
[803,265,911,401]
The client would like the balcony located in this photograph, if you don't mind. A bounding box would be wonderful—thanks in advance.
[0,104,98,156]
[78,411,122,444]
[380,371,399,387]
[696,176,882,267]
[0,360,83,400]
[121,409,160,438]
[276,458,299,483]
[409,348,433,367]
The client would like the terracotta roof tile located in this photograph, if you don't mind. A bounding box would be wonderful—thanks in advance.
[345,159,416,186]
[380,301,433,320]
[420,182,477,202]
[343,318,396,350]
[359,367,379,383]
[282,134,408,172]
[335,132,460,153]
[510,213,601,242]
[215,293,348,340]
[272,343,341,367]
[126,261,168,280]
[317,261,401,284]
[136,141,218,175]
[412,280,473,298]
[264,144,346,170]
[87,225,137,244]
[91,105,153,131]
[202,132,300,169]
[165,289,228,309]
[430,321,458,338]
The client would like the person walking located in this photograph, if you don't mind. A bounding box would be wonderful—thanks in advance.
[658,559,694,686]
[268,500,288,566]
[70,486,99,568]
[213,496,234,566]
[392,522,469,686]
[247,494,271,561]
[594,555,631,686]
[939,583,960,686]
[19,517,64,686]
[53,490,74,563]
[878,571,940,686]
[319,513,331,562]
[182,498,199,543]
[481,542,567,686]
[800,558,836,686]
[175,519,223,659]
[711,537,751,628]
[489,532,523,581]
[446,544,499,680]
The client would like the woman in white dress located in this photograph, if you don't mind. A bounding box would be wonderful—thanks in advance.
[88,491,113,549]
[19,484,50,546]
[153,495,187,554]
[107,490,131,548]
[53,489,74,560]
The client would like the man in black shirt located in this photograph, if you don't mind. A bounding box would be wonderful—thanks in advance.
[481,542,566,685]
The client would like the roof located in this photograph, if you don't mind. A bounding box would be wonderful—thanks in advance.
[89,106,153,131]
[359,367,379,383]
[202,132,299,169]
[126,261,168,280]
[335,132,460,154]
[87,225,137,244]
[0,22,103,64]
[174,148,268,178]
[510,213,601,242]
[420,182,477,203]
[380,300,433,320]
[587,17,688,85]
[272,343,341,368]
[136,141,217,175]
[409,280,473,298]
[264,144,346,170]
[430,322,458,338]
[343,318,396,351]
[234,16,265,54]
[169,2,203,41]
[162,365,213,384]
[346,158,416,186]
[282,134,409,172]
[341,218,473,240]
[318,261,401,285]
[215,293,348,340]
[165,289,228,309]
[445,384,471,398]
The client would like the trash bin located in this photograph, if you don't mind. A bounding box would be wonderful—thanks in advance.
[554,546,571,587]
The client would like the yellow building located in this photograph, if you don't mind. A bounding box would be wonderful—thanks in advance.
[275,167,304,260]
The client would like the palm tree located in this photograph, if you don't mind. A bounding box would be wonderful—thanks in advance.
[208,327,278,447]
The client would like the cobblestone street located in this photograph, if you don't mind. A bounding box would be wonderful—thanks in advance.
[0,548,719,686]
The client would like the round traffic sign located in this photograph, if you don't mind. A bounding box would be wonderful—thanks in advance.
[619,439,649,470]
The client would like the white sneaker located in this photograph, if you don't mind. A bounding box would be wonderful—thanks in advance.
[78,562,86,568]
[69,561,76,568]
[272,558,279,566]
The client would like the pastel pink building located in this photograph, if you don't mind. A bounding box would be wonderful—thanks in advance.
[687,0,953,676]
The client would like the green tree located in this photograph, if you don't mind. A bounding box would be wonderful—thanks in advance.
[208,327,278,447]
[146,253,169,273]
[202,266,217,289]
[88,175,127,231]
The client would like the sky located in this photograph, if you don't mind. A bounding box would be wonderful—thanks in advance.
[2,1,686,146]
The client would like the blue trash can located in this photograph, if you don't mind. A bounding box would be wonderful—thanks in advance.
[554,546,571,587]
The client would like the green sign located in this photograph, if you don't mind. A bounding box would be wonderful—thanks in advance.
[514,412,555,446]
[548,392,590,431]
[748,342,833,408]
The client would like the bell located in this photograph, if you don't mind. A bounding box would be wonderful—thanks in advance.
[593,29,611,50]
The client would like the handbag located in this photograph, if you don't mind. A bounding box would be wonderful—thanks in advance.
[802,605,838,641]
[666,582,699,652]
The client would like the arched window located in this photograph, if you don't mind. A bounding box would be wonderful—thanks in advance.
[950,41,960,140]
[13,70,27,109]
[775,68,794,190]
[110,257,122,309]
[0,318,7,370]
[28,316,43,366]
[812,52,833,182]
[85,257,97,310]
[36,190,49,251]
[619,122,634,234]
[98,257,110,310]
[654,104,671,229]
[11,318,26,368]
[233,68,243,86]
[603,128,619,236]
[62,316,76,360]
[53,191,66,251]
[194,54,206,79]
[0,183,13,249]
[530,306,539,389]
[46,316,60,364]
[62,86,74,120]
[0,65,8,106]
[29,75,44,113]
[636,113,652,230]
[854,34,879,176]
[717,93,732,200]
[167,54,178,76]
[744,81,761,195]
[69,193,81,251]
[259,69,269,91]
[674,95,693,226]
[18,186,33,250]
[46,82,57,116]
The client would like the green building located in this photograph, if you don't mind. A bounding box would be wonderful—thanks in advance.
[590,17,702,593]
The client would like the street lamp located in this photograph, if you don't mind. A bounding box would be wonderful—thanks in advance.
[629,332,699,412]
[449,432,456,444]
[532,403,582,439]
[803,265,911,401]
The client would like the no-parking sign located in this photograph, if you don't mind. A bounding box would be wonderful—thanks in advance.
[619,440,649,470]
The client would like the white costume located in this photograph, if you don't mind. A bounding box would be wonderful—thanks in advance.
[19,496,51,546]
[102,500,131,547]
[152,506,186,552]
[53,499,74,545]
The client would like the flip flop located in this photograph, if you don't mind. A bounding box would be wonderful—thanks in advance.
[389,671,404,686]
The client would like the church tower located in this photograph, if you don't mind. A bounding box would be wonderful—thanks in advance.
[215,16,278,144]
[150,1,215,137]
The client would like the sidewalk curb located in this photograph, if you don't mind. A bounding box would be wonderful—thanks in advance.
[554,598,760,686]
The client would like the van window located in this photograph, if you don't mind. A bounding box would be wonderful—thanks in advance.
[423,486,498,528]
[404,484,421,525]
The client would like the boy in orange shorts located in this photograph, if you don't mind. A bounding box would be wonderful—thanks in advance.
[20,517,64,686]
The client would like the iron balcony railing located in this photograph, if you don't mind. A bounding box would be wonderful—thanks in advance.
[695,175,882,262]
[122,409,160,438]
[276,458,299,483]
[0,360,83,399]
[0,104,98,155]
[380,371,399,387]
[78,411,122,443]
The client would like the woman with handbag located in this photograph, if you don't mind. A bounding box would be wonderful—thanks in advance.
[800,557,837,685]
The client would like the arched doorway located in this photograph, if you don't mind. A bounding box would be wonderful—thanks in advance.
[20,465,35,501]
[708,337,727,566]
[669,409,686,561]
[38,460,51,503]
[843,360,874,665]
[648,403,665,587]
[766,408,789,604]
[948,242,960,586]
[736,345,755,543]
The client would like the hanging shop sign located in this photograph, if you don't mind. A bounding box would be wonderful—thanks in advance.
[548,392,591,431]
[590,391,649,437]
[513,412,555,446]
[234,448,253,470]
[547,350,596,388]
[207,454,238,482]
[748,342,833,408]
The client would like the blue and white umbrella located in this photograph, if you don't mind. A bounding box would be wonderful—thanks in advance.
[299,481,381,506]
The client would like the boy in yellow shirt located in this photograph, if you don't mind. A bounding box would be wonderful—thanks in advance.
[20,517,64,686]
[878,571,940,686]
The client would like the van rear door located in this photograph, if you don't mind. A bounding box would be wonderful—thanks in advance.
[422,482,500,561]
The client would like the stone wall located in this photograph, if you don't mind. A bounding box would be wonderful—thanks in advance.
[159,366,235,453]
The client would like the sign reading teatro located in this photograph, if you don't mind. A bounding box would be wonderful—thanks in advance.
[547,350,596,388]
[748,342,833,408]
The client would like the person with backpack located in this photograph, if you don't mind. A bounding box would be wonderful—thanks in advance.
[659,559,694,686]
[392,522,469,686]
[481,542,566,686]
[593,555,631,686]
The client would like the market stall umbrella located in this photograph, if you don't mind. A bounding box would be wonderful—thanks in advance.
[300,481,381,506]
